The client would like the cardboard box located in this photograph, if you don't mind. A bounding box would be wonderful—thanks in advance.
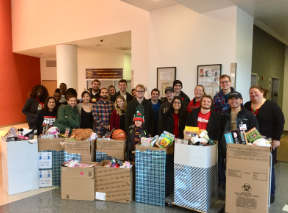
[64,139,96,161]
[94,160,133,204]
[1,139,39,195]
[226,144,271,213]
[38,138,65,151]
[61,166,95,201]
[96,139,126,160]
[174,142,218,212]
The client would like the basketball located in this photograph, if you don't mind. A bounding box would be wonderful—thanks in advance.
[112,129,126,140]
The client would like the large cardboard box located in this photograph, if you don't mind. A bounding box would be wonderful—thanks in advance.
[96,139,126,160]
[1,139,39,195]
[226,144,271,213]
[64,139,96,161]
[94,160,133,204]
[61,166,95,201]
[174,142,218,212]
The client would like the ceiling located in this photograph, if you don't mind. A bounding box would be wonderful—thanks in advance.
[16,0,288,58]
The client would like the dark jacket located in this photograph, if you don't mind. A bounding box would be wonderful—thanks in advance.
[158,101,172,135]
[159,112,186,139]
[186,108,221,141]
[110,91,133,103]
[219,106,259,155]
[244,100,285,164]
[148,99,163,105]
[125,98,155,135]
[22,98,40,126]
[34,109,57,136]
[126,125,149,151]
[179,91,190,109]
[110,109,125,131]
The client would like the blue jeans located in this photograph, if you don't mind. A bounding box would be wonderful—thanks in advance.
[271,165,275,195]
[218,155,226,186]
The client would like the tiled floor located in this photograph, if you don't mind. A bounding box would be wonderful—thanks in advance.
[0,123,287,213]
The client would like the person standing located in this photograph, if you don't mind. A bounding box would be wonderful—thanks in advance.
[158,87,175,134]
[92,88,114,137]
[107,85,116,100]
[34,97,58,136]
[187,85,205,113]
[244,85,285,204]
[59,83,67,103]
[213,74,240,114]
[186,95,220,140]
[76,91,95,130]
[159,97,186,138]
[218,92,259,200]
[110,95,127,131]
[125,84,154,136]
[53,89,61,108]
[173,80,190,108]
[90,79,101,103]
[22,85,49,129]
[54,96,81,134]
[149,88,162,135]
[110,79,133,103]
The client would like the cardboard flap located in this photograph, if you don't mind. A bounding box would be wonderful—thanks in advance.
[136,143,174,154]
[64,140,91,155]
[61,167,94,178]
[174,143,217,168]
[38,138,65,151]
[226,144,271,167]
[96,139,126,160]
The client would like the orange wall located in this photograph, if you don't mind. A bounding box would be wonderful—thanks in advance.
[0,0,40,126]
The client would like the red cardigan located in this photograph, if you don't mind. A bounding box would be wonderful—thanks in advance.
[110,109,120,130]
[187,98,201,113]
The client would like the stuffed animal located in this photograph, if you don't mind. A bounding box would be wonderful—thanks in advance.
[191,130,215,145]
[69,128,93,141]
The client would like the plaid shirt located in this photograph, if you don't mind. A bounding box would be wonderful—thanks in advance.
[92,99,114,136]
[212,87,241,114]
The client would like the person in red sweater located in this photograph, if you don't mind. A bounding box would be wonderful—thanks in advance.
[110,95,127,131]
[187,85,205,113]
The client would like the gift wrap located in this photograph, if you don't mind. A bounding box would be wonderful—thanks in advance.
[95,150,113,162]
[135,145,174,207]
[174,143,218,212]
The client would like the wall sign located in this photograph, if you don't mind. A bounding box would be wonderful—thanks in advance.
[86,68,123,79]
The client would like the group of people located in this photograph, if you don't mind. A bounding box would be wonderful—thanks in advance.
[22,74,284,203]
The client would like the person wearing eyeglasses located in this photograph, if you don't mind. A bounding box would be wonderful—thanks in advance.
[158,96,186,138]
[125,84,155,136]
[212,74,241,114]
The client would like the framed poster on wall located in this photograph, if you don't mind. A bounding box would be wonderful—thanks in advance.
[157,67,176,97]
[197,64,222,97]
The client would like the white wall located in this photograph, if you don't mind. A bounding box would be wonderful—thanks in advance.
[12,0,149,90]
[148,5,238,99]
[124,54,131,79]
[283,46,288,130]
[235,7,254,102]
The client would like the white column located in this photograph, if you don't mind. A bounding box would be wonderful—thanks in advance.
[56,44,78,90]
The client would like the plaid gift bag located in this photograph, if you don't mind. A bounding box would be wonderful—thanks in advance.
[135,148,174,207]
[95,150,113,162]
[39,150,81,187]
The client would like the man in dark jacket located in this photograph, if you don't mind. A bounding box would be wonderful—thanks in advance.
[125,84,154,136]
[218,92,259,199]
[110,79,133,103]
[173,80,190,108]
[148,88,162,136]
[186,95,221,141]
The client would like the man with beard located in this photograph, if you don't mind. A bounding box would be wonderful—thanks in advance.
[90,79,101,103]
[173,80,190,108]
[92,88,114,137]
[186,95,221,140]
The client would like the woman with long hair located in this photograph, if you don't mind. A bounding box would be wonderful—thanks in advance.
[108,85,116,100]
[244,84,285,204]
[34,97,58,135]
[22,85,49,129]
[158,96,187,138]
[76,91,95,130]
[110,95,127,131]
[187,85,205,113]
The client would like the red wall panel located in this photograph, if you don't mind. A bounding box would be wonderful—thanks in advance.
[0,0,40,126]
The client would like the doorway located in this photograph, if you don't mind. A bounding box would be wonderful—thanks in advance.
[42,80,57,97]
[271,77,280,104]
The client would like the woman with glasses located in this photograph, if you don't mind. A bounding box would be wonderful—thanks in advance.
[158,96,187,138]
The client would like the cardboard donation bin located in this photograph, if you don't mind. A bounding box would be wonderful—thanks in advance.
[38,138,96,187]
[174,142,218,212]
[95,160,133,204]
[61,165,95,201]
[64,139,96,162]
[135,144,174,207]
[96,139,126,161]
[226,144,271,213]
[1,139,39,195]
